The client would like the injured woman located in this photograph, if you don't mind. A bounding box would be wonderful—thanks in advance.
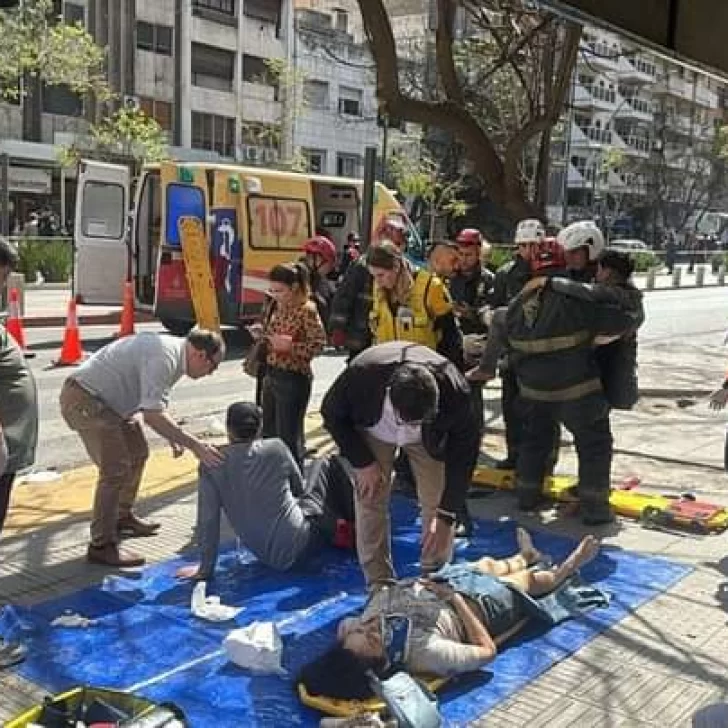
[298,530,606,700]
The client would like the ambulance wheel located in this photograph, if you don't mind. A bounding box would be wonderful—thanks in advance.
[160,317,194,337]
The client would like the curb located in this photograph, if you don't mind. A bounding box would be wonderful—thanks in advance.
[23,311,156,328]
[638,388,713,398]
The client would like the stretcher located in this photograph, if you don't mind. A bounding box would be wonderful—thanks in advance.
[298,676,448,719]
[177,216,221,332]
[472,465,728,534]
[6,685,188,727]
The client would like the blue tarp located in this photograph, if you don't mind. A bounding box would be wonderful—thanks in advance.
[1,498,690,727]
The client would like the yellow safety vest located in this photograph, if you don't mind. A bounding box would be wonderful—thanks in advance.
[370,269,444,350]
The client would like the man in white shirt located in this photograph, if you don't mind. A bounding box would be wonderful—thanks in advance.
[60,329,225,567]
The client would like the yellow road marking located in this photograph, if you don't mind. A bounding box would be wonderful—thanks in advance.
[5,412,329,536]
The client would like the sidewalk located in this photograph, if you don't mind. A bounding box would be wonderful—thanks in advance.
[3,392,728,725]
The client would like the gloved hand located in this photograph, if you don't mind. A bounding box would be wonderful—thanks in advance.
[330,329,347,348]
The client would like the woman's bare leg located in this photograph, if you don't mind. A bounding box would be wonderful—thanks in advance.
[501,535,600,597]
[472,528,544,577]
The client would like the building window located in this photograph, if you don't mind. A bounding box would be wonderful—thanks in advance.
[243,55,276,88]
[193,0,236,15]
[63,2,84,24]
[333,8,348,33]
[192,112,235,157]
[139,97,173,132]
[245,0,281,24]
[136,21,173,56]
[304,80,329,110]
[43,85,83,116]
[336,153,360,178]
[303,149,327,174]
[191,43,235,92]
[338,86,362,116]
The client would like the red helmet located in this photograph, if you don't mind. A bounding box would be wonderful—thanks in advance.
[302,235,337,266]
[455,228,483,247]
[529,237,566,273]
[375,215,407,247]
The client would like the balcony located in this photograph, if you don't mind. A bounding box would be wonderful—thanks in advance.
[615,96,653,122]
[622,135,651,156]
[579,39,620,72]
[618,55,657,84]
[571,124,613,150]
[573,82,617,112]
[655,74,695,102]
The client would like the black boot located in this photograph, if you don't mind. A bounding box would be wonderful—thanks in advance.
[455,506,473,538]
[495,457,517,471]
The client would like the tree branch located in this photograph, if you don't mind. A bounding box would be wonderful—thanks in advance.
[435,0,463,105]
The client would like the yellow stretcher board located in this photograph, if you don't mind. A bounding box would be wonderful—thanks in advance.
[472,465,728,533]
[177,216,220,332]
[298,677,448,719]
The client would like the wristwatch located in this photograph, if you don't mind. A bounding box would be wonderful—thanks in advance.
[436,508,457,527]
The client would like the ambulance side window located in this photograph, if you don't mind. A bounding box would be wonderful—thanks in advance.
[247,195,311,250]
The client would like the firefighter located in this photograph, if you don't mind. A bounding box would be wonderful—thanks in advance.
[301,235,338,328]
[561,220,605,283]
[506,238,639,525]
[450,228,495,336]
[486,219,546,469]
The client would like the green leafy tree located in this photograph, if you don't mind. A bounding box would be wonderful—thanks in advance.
[389,138,469,241]
[0,0,109,100]
[60,106,168,174]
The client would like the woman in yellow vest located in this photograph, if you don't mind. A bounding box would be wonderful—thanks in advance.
[367,241,463,368]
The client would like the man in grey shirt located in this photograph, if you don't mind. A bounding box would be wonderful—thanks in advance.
[176,402,355,579]
[60,329,225,567]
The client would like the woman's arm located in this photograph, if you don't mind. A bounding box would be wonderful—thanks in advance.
[291,304,327,360]
[448,593,497,657]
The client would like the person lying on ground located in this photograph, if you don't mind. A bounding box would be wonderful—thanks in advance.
[298,531,604,700]
[176,402,356,580]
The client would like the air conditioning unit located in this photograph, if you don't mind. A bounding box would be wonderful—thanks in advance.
[122,95,141,111]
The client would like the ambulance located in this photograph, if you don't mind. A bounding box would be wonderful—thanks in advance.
[73,159,423,334]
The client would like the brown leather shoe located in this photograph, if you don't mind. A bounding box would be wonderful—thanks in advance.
[118,513,161,538]
[87,543,145,567]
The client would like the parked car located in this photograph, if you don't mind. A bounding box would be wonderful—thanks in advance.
[609,238,650,253]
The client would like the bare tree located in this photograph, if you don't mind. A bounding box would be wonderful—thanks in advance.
[354,0,581,221]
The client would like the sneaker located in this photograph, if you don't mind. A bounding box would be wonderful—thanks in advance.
[87,543,145,568]
[0,639,26,669]
[118,513,161,538]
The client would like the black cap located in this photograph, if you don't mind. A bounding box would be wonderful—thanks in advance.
[226,402,262,440]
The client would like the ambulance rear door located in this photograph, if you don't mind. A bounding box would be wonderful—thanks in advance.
[73,160,130,305]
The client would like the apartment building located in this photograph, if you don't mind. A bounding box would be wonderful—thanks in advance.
[0,0,386,229]
[560,26,725,233]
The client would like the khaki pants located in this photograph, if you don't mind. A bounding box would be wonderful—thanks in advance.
[356,433,449,587]
[59,379,149,546]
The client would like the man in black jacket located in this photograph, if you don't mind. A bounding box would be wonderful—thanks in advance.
[506,239,639,525]
[321,341,480,589]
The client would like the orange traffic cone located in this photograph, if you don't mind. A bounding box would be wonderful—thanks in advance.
[54,297,85,367]
[116,280,136,338]
[5,287,35,359]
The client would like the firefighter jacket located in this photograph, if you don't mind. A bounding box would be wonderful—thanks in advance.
[506,277,639,403]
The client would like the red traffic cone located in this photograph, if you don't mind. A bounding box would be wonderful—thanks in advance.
[5,287,34,359]
[54,298,85,367]
[116,280,136,338]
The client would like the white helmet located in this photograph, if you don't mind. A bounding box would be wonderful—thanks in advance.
[514,218,546,244]
[557,220,605,261]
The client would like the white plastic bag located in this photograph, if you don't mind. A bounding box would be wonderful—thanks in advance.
[191,581,243,622]
[223,621,285,675]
